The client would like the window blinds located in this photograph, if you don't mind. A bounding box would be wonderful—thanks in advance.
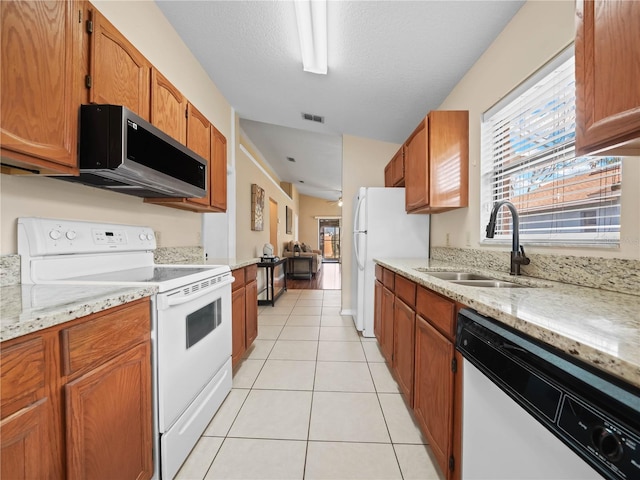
[481,50,621,245]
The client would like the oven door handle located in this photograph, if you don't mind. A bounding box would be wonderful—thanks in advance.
[162,277,234,307]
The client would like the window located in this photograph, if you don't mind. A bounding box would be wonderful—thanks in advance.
[481,47,621,246]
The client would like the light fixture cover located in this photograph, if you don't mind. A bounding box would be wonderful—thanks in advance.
[294,0,327,74]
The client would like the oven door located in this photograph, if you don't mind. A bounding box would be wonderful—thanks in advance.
[155,275,232,432]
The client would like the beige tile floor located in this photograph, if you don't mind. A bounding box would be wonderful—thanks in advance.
[175,289,444,480]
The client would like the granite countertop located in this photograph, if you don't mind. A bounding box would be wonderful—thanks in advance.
[375,258,640,390]
[1,284,157,343]
[205,258,261,270]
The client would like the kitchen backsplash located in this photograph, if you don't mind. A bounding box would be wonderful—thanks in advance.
[154,246,205,265]
[1,255,20,286]
[431,247,640,296]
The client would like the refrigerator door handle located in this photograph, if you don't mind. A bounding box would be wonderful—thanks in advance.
[354,231,365,271]
[353,193,367,271]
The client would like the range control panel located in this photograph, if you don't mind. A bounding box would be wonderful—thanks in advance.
[18,217,156,257]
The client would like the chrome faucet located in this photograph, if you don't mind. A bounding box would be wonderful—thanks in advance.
[486,201,530,275]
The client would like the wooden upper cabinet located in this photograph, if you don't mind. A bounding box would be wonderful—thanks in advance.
[405,111,469,213]
[88,7,150,120]
[186,103,212,206]
[384,147,405,187]
[210,125,228,212]
[0,0,83,175]
[150,68,186,145]
[575,0,640,156]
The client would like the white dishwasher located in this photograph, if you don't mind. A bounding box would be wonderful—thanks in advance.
[456,309,640,480]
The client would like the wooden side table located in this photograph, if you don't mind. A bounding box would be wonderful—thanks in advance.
[287,256,313,280]
[257,257,287,306]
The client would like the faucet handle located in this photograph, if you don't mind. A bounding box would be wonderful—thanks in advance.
[519,246,531,265]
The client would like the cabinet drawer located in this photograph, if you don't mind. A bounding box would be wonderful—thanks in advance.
[1,337,46,417]
[375,264,383,282]
[395,275,416,308]
[382,268,395,290]
[232,268,245,290]
[61,300,150,377]
[416,286,456,339]
[245,264,257,282]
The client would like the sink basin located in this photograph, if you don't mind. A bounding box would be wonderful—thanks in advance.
[450,280,528,288]
[426,272,493,281]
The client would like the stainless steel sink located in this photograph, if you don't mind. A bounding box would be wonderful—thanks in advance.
[426,272,493,281]
[450,279,529,288]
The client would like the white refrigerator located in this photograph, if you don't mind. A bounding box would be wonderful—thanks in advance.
[352,187,430,337]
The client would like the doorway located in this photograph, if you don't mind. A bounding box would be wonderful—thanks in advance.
[269,198,278,255]
[318,218,341,263]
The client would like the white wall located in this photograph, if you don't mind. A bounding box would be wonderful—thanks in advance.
[341,134,401,313]
[1,1,232,254]
[433,0,640,260]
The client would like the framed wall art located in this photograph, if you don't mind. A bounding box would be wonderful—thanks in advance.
[286,206,292,234]
[251,184,265,231]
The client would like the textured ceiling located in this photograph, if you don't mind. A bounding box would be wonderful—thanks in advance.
[157,0,525,200]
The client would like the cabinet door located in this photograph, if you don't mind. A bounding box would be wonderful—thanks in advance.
[1,0,82,174]
[245,279,258,348]
[391,147,405,186]
[186,103,212,206]
[404,119,429,211]
[210,125,228,212]
[374,280,383,343]
[575,0,640,156]
[232,286,246,367]
[66,342,152,480]
[89,8,150,120]
[393,298,415,406]
[1,399,51,479]
[150,68,186,144]
[380,286,395,364]
[414,315,455,477]
[384,161,393,187]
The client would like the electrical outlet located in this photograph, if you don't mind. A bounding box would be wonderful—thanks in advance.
[196,231,202,244]
[445,233,450,247]
[154,231,161,246]
[466,231,471,246]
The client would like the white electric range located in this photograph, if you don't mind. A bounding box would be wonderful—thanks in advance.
[18,217,233,479]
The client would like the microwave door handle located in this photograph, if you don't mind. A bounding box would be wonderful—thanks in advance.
[164,277,234,307]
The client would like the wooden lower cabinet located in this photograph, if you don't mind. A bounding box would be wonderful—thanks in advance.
[66,342,152,480]
[374,279,383,342]
[393,298,416,407]
[245,278,258,347]
[372,265,462,480]
[231,264,258,367]
[231,286,246,366]
[380,285,395,364]
[0,298,153,480]
[414,315,455,476]
[0,399,51,479]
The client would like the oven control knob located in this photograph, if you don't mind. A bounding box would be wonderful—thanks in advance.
[146,233,154,241]
[49,229,61,240]
[65,230,77,240]
[139,233,147,241]
[592,426,624,462]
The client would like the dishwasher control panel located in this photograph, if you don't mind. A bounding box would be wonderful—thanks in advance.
[559,395,639,480]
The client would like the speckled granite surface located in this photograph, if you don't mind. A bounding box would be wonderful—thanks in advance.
[375,257,640,389]
[431,247,640,296]
[205,258,260,270]
[1,255,20,286]
[154,246,205,265]
[1,284,156,342]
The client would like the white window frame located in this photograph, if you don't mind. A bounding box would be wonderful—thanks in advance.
[480,46,622,248]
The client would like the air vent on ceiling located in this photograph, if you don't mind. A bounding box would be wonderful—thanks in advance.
[302,113,325,123]
[287,157,296,162]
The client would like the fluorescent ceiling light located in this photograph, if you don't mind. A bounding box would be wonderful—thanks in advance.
[294,0,327,74]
